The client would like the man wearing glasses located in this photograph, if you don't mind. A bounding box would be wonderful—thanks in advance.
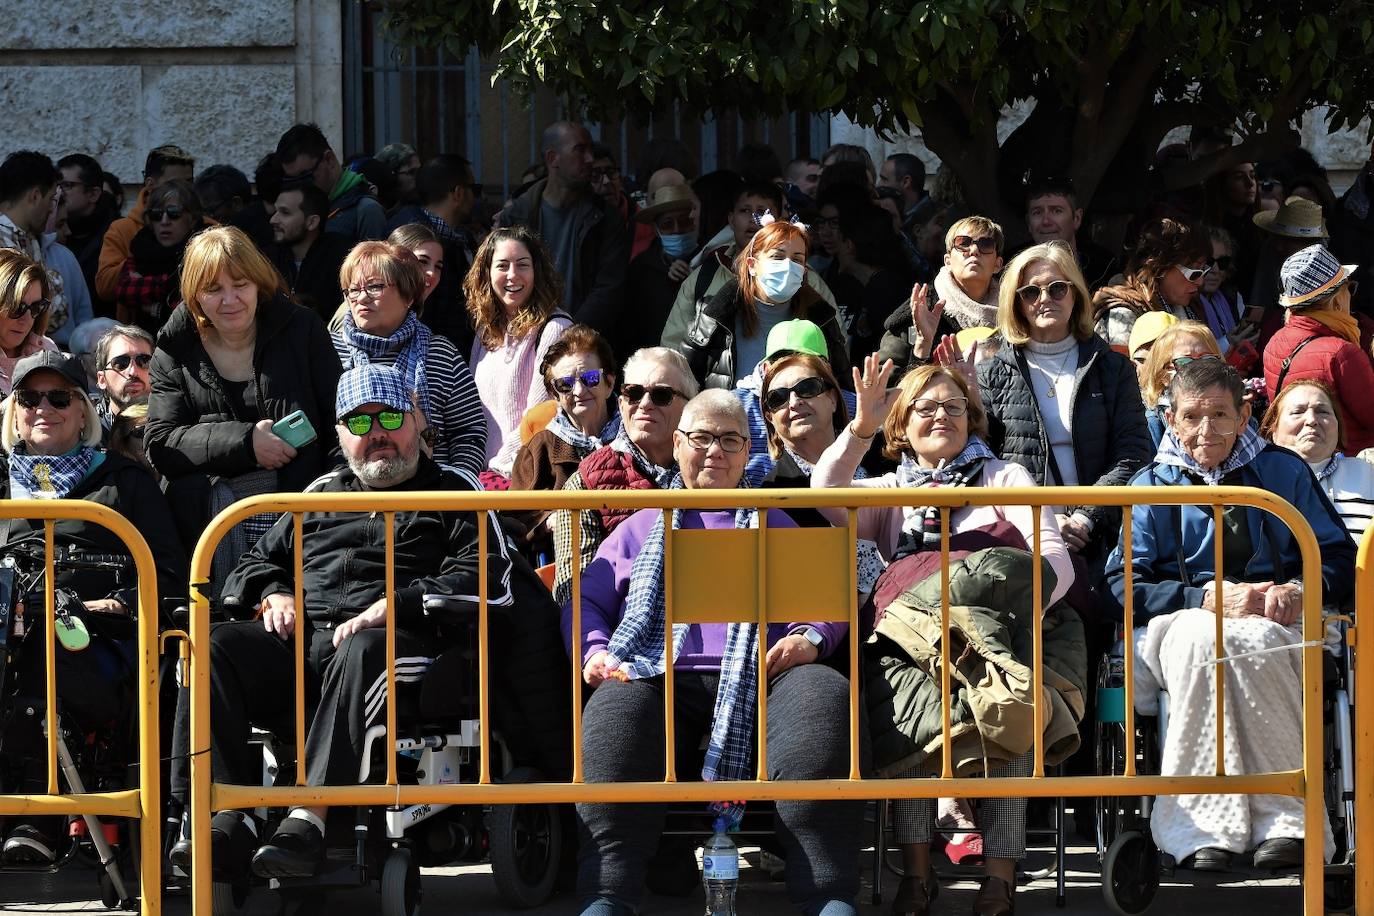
[276,123,387,245]
[169,363,567,879]
[57,153,118,311]
[93,324,155,432]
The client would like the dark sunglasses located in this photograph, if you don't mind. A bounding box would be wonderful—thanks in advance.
[1015,280,1074,305]
[147,207,185,223]
[621,383,685,407]
[9,298,50,320]
[15,388,77,410]
[1170,354,1223,370]
[341,409,406,436]
[551,369,605,395]
[1207,255,1234,273]
[105,352,153,373]
[764,376,832,412]
[951,235,998,255]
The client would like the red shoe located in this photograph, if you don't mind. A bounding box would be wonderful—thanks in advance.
[935,831,985,866]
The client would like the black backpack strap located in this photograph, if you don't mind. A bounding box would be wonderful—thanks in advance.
[1275,335,1320,393]
[694,253,721,305]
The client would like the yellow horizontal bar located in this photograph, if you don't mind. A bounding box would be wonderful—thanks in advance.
[196,485,1304,531]
[213,772,1302,809]
[0,790,141,818]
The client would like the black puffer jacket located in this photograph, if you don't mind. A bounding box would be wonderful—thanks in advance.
[146,294,343,494]
[679,278,850,390]
[977,334,1151,539]
[0,451,188,617]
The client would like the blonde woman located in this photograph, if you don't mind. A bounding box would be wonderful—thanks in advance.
[463,225,571,480]
[0,248,59,395]
[1137,320,1223,447]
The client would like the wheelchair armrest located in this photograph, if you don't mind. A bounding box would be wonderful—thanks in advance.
[422,594,480,621]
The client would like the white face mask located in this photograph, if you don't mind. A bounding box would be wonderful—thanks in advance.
[752,257,805,303]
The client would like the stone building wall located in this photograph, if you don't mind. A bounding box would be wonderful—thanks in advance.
[0,0,342,186]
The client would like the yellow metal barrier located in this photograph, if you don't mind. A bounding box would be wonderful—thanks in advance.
[187,485,1329,916]
[1353,525,1374,915]
[0,499,163,915]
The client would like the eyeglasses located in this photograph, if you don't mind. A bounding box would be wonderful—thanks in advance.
[104,353,153,373]
[1207,255,1234,273]
[1174,264,1213,284]
[1174,414,1238,436]
[951,235,998,255]
[621,383,685,407]
[1015,280,1074,305]
[57,180,96,192]
[735,206,774,219]
[147,207,185,223]
[9,298,50,320]
[909,396,969,419]
[14,388,77,410]
[1170,354,1223,371]
[345,282,391,301]
[551,369,605,394]
[679,430,748,453]
[282,157,323,188]
[591,167,620,182]
[764,376,832,412]
[341,409,406,436]
[814,217,841,231]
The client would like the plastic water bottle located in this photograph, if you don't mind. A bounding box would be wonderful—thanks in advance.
[702,817,739,915]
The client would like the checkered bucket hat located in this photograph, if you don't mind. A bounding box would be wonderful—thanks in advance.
[335,364,413,419]
[1279,244,1357,308]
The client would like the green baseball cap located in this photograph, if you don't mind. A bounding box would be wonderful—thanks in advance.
[765,319,828,361]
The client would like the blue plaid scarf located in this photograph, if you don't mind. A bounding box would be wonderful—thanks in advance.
[1310,453,1342,482]
[605,484,761,782]
[1154,423,1267,485]
[8,443,102,499]
[893,436,995,553]
[608,425,677,489]
[340,311,432,422]
[545,404,622,455]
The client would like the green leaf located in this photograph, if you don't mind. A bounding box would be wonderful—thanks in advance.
[931,17,946,50]
[839,46,859,72]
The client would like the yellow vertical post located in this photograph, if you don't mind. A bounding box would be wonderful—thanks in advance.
[939,507,952,780]
[385,511,399,787]
[1355,527,1374,916]
[476,512,491,785]
[1301,519,1324,916]
[1122,510,1136,777]
[755,508,769,782]
[661,509,677,782]
[1213,505,1225,777]
[570,511,584,784]
[847,509,861,781]
[134,517,162,916]
[190,559,213,916]
[43,521,58,795]
[1031,512,1044,777]
[293,514,306,785]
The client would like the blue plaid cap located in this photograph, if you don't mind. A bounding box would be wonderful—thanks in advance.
[1279,244,1357,308]
[335,365,414,419]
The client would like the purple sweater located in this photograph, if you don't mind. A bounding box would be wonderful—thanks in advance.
[560,507,848,670]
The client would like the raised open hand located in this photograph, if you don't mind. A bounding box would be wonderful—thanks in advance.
[850,353,898,439]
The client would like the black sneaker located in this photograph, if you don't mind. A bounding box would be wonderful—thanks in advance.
[2,824,58,865]
[1182,846,1232,872]
[1252,837,1303,870]
[197,811,258,882]
[250,818,325,879]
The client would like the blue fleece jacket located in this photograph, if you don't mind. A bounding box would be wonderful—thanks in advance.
[1105,443,1355,624]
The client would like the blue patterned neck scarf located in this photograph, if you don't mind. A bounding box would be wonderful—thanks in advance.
[608,425,677,489]
[893,435,995,551]
[9,443,102,499]
[545,404,622,455]
[1154,423,1267,485]
[340,310,432,422]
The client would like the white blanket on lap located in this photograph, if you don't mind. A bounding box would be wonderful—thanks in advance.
[1133,607,1333,863]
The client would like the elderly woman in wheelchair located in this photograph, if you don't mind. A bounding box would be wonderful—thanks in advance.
[1105,359,1354,873]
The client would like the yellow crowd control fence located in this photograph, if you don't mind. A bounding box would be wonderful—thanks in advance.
[0,499,163,915]
[1352,525,1374,915]
[188,485,1332,915]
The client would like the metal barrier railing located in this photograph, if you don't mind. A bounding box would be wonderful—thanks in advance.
[0,499,163,915]
[1352,525,1374,915]
[187,485,1329,915]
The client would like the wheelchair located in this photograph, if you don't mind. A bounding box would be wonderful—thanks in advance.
[204,594,563,916]
[1094,618,1355,915]
[0,543,147,911]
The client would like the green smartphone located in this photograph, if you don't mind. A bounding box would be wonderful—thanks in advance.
[271,410,317,448]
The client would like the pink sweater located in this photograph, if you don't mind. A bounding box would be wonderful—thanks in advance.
[812,427,1074,607]
[471,316,572,476]
[0,334,59,395]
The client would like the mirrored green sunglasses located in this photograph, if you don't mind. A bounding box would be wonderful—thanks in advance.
[341,409,406,436]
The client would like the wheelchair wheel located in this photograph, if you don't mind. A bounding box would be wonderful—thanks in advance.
[488,768,561,909]
[381,846,421,916]
[1102,830,1159,916]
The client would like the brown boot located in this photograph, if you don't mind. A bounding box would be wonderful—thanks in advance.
[891,869,939,916]
[972,875,1015,916]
